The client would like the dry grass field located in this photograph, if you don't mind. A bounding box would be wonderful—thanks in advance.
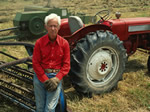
[0,0,150,112]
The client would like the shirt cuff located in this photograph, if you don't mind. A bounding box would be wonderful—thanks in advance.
[56,72,63,80]
[38,74,49,83]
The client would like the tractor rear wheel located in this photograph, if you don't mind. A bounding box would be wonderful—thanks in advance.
[69,30,126,94]
[147,56,150,72]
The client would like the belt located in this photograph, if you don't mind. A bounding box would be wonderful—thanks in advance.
[44,69,60,73]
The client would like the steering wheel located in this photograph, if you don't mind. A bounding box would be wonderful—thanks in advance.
[92,10,110,24]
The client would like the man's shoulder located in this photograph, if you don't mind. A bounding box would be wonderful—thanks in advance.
[36,34,48,43]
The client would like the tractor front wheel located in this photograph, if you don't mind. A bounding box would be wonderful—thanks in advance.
[69,30,126,94]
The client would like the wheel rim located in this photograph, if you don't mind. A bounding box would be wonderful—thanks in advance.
[86,46,119,87]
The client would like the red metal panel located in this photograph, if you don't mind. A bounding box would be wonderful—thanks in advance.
[106,17,150,41]
[122,17,150,35]
[58,18,71,37]
[108,19,128,41]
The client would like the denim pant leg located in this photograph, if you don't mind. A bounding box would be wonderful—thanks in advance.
[34,73,62,112]
[33,73,46,112]
[44,81,62,112]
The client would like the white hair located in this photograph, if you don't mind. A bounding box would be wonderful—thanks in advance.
[44,13,61,26]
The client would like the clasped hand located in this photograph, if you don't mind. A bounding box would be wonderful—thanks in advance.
[44,77,60,92]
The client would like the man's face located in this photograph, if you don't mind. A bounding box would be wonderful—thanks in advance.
[45,18,60,41]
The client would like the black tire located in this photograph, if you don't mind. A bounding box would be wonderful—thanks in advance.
[69,30,126,94]
[147,56,150,72]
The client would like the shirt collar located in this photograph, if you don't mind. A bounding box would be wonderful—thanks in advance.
[45,34,61,46]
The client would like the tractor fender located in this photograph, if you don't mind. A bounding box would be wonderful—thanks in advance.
[67,24,111,50]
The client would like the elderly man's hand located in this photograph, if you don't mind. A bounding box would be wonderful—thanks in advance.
[44,77,60,92]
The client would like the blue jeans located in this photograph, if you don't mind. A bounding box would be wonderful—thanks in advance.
[33,73,62,112]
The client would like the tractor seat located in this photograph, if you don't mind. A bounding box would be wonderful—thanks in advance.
[68,16,84,34]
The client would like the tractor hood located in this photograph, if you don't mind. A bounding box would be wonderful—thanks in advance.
[106,17,150,41]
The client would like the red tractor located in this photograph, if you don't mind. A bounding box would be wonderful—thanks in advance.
[58,10,150,95]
